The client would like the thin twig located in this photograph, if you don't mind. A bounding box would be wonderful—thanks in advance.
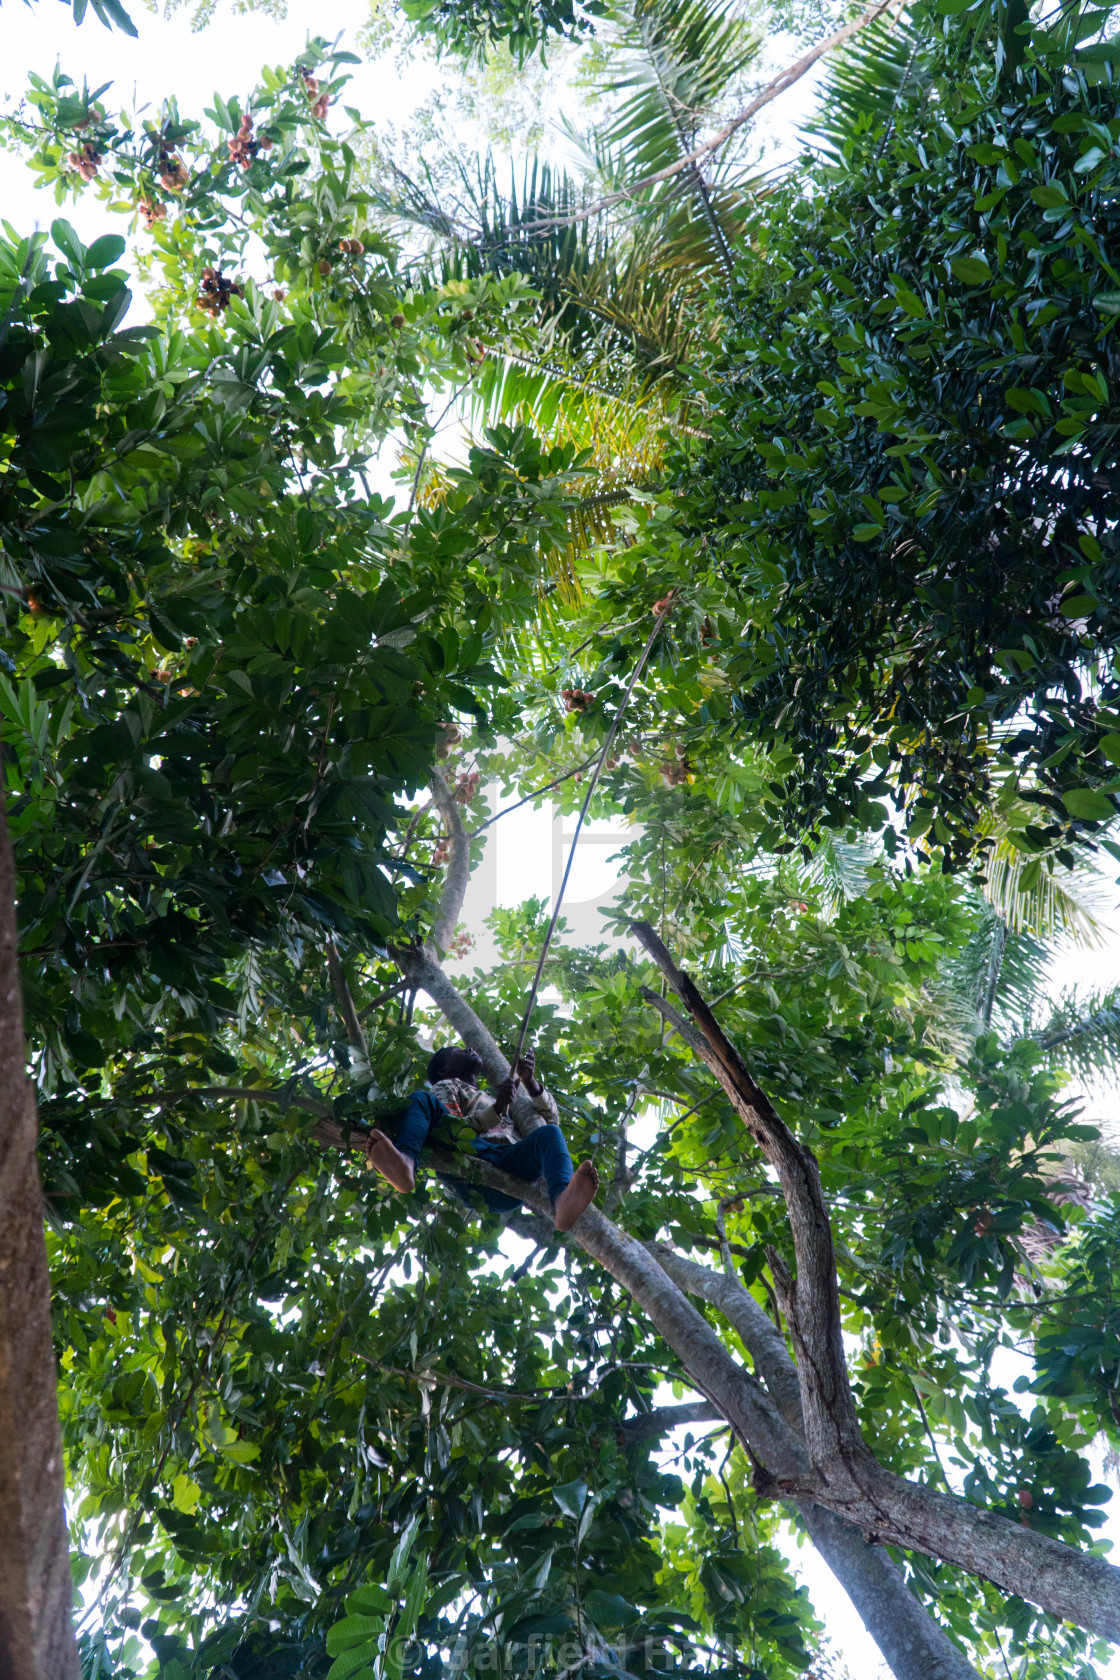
[511,601,672,1069]
[357,978,410,1022]
[469,753,601,837]
[513,0,899,236]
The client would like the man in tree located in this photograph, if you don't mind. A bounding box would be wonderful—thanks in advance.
[364,1044,600,1231]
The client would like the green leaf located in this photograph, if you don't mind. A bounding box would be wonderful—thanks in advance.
[950,256,992,285]
[171,1474,201,1514]
[1062,788,1116,821]
[216,1440,259,1463]
[327,1645,379,1680]
[552,1479,589,1519]
[327,1615,386,1657]
[583,1590,639,1627]
[85,234,126,272]
[1059,594,1098,617]
[51,220,86,269]
[91,0,139,33]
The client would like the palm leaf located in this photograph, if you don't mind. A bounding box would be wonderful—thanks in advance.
[804,7,932,161]
[1027,984,1120,1085]
[979,838,1111,947]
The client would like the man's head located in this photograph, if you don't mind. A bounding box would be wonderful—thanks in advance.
[427,1044,483,1086]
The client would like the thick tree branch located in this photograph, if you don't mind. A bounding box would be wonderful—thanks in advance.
[633,923,865,1476]
[632,921,1120,1641]
[0,792,80,1679]
[427,767,471,958]
[795,1504,978,1680]
[153,1086,332,1117]
[648,1244,803,1434]
[619,1401,723,1440]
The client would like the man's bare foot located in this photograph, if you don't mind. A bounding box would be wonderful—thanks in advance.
[554,1161,599,1232]
[365,1129,416,1194]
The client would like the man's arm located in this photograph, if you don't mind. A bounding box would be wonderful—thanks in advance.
[516,1049,560,1124]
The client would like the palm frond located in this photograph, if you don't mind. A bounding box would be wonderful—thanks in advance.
[588,0,762,274]
[941,909,1052,1032]
[596,0,761,175]
[801,830,877,916]
[980,838,1112,947]
[803,7,931,161]
[1026,984,1120,1086]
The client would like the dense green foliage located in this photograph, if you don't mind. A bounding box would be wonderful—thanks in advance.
[399,0,607,62]
[684,10,1120,867]
[4,3,1120,1679]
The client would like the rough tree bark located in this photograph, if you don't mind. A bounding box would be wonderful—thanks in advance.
[0,790,80,1680]
[314,772,1117,1667]
[366,788,982,1680]
[629,919,1120,1642]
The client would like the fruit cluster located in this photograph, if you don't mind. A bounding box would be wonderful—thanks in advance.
[159,153,190,193]
[432,838,451,865]
[226,111,267,172]
[453,770,481,805]
[195,267,244,317]
[338,237,365,256]
[562,687,593,712]
[298,65,331,121]
[435,721,462,759]
[67,142,102,182]
[659,746,691,785]
[138,197,168,231]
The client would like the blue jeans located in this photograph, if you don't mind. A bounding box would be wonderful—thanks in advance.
[393,1088,573,1214]
[468,1128,574,1212]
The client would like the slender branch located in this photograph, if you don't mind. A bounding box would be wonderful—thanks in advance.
[427,767,472,957]
[603,1075,643,1217]
[357,1358,589,1404]
[632,921,866,1477]
[327,942,370,1066]
[395,796,434,860]
[152,1085,332,1116]
[468,753,601,837]
[514,0,900,236]
[358,978,410,1022]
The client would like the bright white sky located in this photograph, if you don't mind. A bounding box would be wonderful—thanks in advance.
[3,2,1118,1673]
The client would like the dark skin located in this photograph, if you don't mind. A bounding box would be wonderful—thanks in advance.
[364,1044,599,1232]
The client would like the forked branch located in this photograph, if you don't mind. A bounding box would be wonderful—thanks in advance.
[632,920,865,1474]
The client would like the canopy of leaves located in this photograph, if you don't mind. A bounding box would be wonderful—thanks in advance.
[679,0,1120,868]
[3,7,1120,1680]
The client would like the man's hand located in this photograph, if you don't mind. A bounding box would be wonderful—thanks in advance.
[514,1047,543,1098]
[493,1074,519,1116]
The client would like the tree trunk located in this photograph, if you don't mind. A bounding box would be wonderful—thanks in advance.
[630,918,1120,1642]
[0,790,80,1680]
[388,937,983,1680]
